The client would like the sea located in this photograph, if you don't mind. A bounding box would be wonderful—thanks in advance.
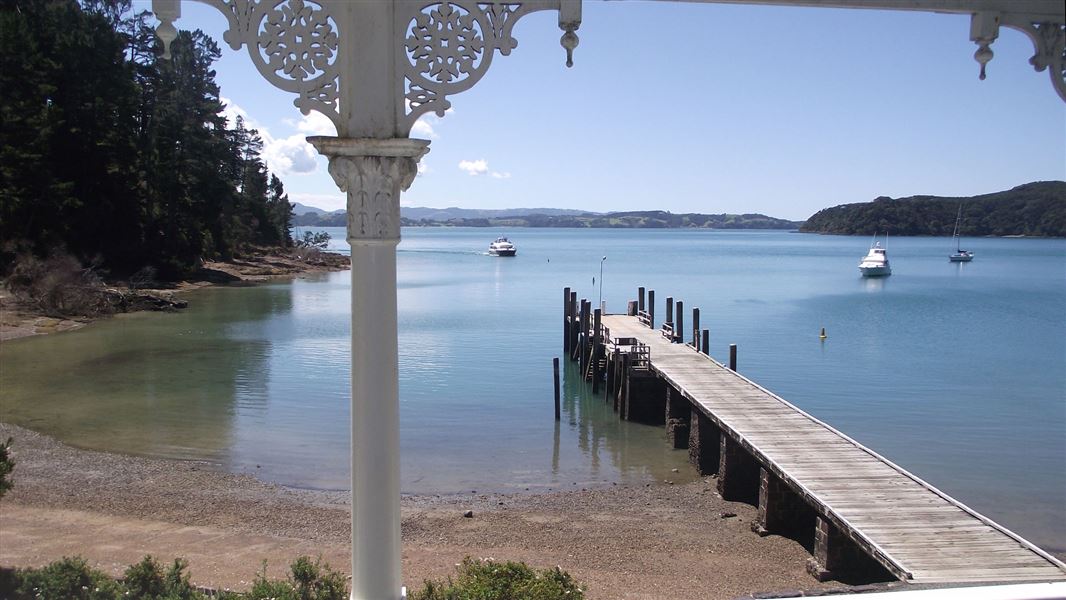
[1,228,1063,553]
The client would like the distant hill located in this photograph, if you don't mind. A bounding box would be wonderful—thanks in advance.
[411,210,800,229]
[800,182,1066,237]
[402,207,592,220]
[291,202,340,217]
[292,205,801,229]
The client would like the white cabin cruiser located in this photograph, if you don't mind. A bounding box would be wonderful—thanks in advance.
[488,237,517,256]
[859,240,891,277]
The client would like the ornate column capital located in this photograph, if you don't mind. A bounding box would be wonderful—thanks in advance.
[307,137,430,245]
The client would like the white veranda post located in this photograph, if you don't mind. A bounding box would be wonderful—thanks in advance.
[151,1,581,598]
[147,0,1062,598]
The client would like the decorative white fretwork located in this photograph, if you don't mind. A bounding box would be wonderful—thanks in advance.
[1012,21,1066,102]
[153,0,581,137]
[154,0,343,131]
[971,10,1065,102]
[400,1,580,132]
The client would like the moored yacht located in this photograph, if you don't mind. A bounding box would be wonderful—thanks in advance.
[949,205,974,262]
[488,237,517,256]
[859,238,891,277]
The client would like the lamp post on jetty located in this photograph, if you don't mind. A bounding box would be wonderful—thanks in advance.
[148,0,1063,598]
[599,256,607,312]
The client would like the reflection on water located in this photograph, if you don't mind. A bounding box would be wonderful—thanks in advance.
[1,228,1063,553]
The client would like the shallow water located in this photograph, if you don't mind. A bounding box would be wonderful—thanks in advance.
[1,228,1063,552]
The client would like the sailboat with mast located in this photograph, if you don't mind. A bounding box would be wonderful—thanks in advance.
[949,205,974,262]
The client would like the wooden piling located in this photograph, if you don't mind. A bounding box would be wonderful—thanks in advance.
[592,308,602,392]
[553,357,561,420]
[638,287,645,313]
[569,291,578,356]
[648,290,655,328]
[665,296,674,328]
[702,329,710,355]
[692,307,700,346]
[729,343,737,371]
[627,300,638,316]
[563,287,571,355]
[675,300,684,344]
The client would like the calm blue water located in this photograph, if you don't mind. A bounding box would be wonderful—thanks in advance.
[2,228,1063,552]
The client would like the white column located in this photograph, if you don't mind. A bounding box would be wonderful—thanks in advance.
[309,137,429,600]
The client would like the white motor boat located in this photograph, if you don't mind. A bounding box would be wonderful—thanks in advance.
[859,238,891,277]
[488,237,517,257]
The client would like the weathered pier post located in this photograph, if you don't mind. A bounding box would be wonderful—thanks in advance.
[729,343,738,371]
[701,329,710,356]
[592,308,602,392]
[692,308,700,347]
[648,290,655,328]
[569,291,578,357]
[665,296,674,333]
[627,300,638,316]
[675,300,684,344]
[563,287,571,355]
[553,357,561,421]
[638,286,645,314]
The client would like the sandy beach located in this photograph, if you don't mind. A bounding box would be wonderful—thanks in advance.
[0,423,865,599]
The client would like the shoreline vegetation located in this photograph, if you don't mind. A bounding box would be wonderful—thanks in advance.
[0,247,348,342]
[0,423,864,599]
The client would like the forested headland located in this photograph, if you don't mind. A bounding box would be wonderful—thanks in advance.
[0,0,294,282]
[800,182,1066,237]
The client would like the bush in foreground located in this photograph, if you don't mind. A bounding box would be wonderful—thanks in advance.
[409,558,584,600]
[0,555,346,600]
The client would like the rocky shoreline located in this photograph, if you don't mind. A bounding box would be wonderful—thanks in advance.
[0,249,349,341]
[0,423,867,599]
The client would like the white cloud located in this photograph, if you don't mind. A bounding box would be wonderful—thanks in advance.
[417,160,431,177]
[220,96,255,130]
[264,134,320,175]
[292,111,337,136]
[411,116,437,139]
[490,171,511,179]
[222,99,329,177]
[458,159,489,176]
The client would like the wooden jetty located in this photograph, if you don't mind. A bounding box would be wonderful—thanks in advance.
[562,286,1066,585]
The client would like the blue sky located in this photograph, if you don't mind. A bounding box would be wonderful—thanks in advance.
[140,1,1066,220]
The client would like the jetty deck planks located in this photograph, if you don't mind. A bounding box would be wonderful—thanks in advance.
[601,314,1066,584]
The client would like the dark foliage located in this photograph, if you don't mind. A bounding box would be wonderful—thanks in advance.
[0,0,294,280]
[0,437,13,499]
[800,182,1066,237]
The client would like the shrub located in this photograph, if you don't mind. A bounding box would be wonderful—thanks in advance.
[12,556,123,600]
[123,556,205,600]
[0,437,13,500]
[246,557,346,600]
[5,251,114,317]
[409,558,585,600]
